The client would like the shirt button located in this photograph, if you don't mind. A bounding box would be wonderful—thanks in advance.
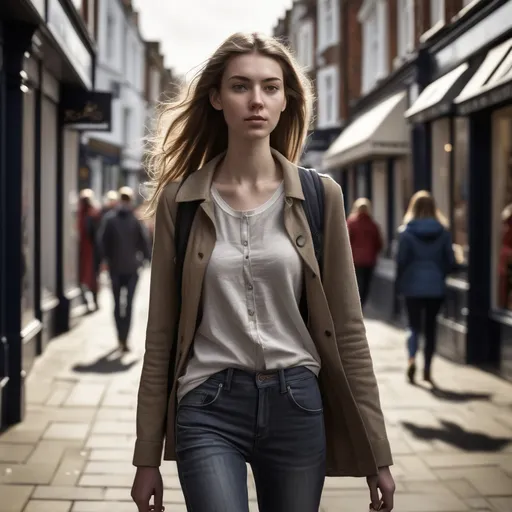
[243,241,248,247]
[248,310,255,316]
[248,284,253,290]
[296,235,306,247]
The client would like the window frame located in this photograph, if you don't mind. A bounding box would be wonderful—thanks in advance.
[316,65,339,129]
[317,0,340,53]
[430,0,445,27]
[397,0,414,57]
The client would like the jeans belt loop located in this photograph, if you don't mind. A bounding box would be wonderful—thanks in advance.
[278,369,287,394]
[224,368,234,391]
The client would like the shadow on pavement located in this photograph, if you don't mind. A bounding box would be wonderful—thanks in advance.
[428,385,491,403]
[72,348,139,374]
[402,419,511,451]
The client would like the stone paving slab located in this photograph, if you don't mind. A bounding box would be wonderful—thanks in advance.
[0,270,510,511]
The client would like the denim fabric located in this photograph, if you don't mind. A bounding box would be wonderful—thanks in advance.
[405,297,443,369]
[175,366,326,512]
[110,272,138,342]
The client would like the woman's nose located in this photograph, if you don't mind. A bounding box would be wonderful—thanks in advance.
[250,88,264,108]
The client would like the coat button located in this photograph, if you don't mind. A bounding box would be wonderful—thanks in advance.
[325,330,332,337]
[296,235,306,248]
[198,252,204,259]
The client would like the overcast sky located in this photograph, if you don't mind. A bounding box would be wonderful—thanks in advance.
[132,0,293,78]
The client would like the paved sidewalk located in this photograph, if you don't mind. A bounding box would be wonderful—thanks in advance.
[1,270,512,512]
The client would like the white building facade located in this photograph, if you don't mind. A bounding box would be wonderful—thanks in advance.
[82,0,147,202]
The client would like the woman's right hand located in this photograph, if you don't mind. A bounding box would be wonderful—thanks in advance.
[131,466,164,512]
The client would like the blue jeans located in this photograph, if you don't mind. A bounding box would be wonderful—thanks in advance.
[405,297,443,369]
[175,367,326,512]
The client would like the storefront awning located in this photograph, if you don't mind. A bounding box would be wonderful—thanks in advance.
[455,38,512,115]
[323,91,408,170]
[405,63,470,123]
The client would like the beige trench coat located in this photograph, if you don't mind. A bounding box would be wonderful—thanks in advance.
[133,149,393,477]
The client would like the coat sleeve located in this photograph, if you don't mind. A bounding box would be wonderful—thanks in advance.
[133,187,178,467]
[321,177,393,469]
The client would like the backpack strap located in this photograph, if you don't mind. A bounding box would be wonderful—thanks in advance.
[298,167,325,275]
[168,195,200,394]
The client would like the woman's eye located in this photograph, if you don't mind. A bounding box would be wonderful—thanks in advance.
[266,85,279,92]
[233,84,247,92]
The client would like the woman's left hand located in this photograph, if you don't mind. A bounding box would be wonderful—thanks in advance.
[366,466,395,511]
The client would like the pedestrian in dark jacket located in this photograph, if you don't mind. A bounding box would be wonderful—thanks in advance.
[347,198,383,307]
[98,186,151,351]
[396,190,455,385]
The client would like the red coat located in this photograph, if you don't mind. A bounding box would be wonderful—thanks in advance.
[347,213,383,267]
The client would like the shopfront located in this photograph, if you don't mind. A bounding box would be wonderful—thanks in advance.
[405,58,475,363]
[0,0,111,429]
[402,0,512,379]
[324,89,413,315]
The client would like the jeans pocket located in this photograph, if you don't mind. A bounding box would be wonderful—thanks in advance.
[179,380,224,408]
[286,378,323,414]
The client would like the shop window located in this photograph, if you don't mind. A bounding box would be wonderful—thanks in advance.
[453,117,469,263]
[21,89,36,327]
[41,97,58,300]
[63,129,79,293]
[431,118,451,224]
[492,109,512,311]
[372,161,388,250]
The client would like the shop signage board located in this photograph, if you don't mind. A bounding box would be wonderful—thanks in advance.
[60,88,112,131]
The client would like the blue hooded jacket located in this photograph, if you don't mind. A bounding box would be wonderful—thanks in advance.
[396,218,455,298]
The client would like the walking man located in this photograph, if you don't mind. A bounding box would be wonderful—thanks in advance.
[98,187,151,351]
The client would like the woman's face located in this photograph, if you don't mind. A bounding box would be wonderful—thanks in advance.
[210,52,287,141]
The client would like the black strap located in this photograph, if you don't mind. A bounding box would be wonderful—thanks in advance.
[298,167,325,274]
[168,199,200,394]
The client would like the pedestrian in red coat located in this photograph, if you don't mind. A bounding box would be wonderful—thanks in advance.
[347,198,383,307]
[78,189,101,311]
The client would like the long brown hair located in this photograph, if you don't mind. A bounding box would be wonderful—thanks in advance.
[402,190,448,227]
[143,32,314,216]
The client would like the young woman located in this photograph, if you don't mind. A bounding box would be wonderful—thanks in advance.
[131,33,395,512]
[347,198,383,307]
[396,191,455,385]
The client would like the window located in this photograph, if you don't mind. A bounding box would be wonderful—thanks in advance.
[430,0,445,26]
[453,117,469,263]
[372,160,388,249]
[21,88,35,327]
[123,107,132,145]
[492,108,512,311]
[317,0,339,52]
[298,20,314,71]
[150,68,161,103]
[431,118,451,225]
[41,97,58,300]
[106,11,115,61]
[360,0,388,93]
[316,66,339,129]
[397,0,414,57]
[324,0,333,44]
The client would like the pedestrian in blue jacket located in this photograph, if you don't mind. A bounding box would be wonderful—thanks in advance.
[396,190,455,385]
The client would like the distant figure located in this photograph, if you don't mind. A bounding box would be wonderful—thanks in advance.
[78,189,101,312]
[98,187,151,351]
[101,190,119,217]
[396,191,455,385]
[347,198,383,307]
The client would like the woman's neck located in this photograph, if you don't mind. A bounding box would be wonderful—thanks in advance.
[215,138,281,185]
